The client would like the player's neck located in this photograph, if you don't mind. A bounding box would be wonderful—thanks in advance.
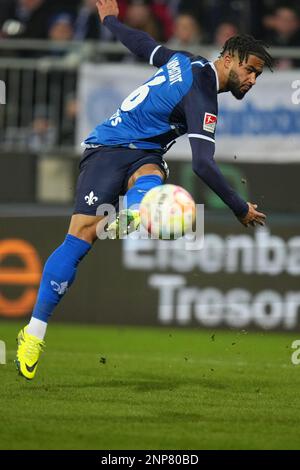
[213,59,229,94]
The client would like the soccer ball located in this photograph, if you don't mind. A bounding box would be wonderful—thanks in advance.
[140,184,196,239]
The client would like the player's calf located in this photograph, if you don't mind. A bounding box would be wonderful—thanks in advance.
[15,216,106,379]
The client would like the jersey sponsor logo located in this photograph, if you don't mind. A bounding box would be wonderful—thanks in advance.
[203,113,217,133]
[85,191,98,206]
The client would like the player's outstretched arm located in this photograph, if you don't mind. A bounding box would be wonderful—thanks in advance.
[183,70,266,227]
[96,0,178,66]
[190,139,266,227]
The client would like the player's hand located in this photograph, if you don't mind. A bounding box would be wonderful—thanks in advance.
[96,0,119,23]
[238,202,266,227]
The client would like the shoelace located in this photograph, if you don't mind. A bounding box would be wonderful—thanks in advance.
[24,337,45,362]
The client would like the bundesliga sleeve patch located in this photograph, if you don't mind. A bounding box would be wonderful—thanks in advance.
[203,113,217,133]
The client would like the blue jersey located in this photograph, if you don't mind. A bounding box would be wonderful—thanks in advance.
[84,51,219,153]
[83,15,248,217]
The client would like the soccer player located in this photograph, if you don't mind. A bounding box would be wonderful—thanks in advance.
[16,0,272,379]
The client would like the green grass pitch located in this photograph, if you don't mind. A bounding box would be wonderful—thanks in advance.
[1,321,300,450]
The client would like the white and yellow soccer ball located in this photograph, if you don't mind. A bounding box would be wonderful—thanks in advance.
[140,184,196,239]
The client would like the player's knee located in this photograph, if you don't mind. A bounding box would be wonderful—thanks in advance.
[68,215,102,244]
[69,224,97,244]
[128,164,165,188]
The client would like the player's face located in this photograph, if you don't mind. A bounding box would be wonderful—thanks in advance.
[228,55,265,100]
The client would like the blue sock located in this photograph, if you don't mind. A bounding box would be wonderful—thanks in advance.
[32,234,91,323]
[124,174,163,210]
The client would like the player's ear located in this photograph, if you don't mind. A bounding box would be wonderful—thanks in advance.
[223,53,234,70]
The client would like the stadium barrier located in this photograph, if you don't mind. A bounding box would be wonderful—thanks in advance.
[1,212,300,332]
[0,58,77,152]
[78,63,300,162]
[0,155,299,213]
[0,41,299,158]
[0,152,37,202]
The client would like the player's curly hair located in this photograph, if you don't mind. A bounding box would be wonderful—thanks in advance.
[220,35,274,71]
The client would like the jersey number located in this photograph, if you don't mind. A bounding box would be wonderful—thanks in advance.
[121,73,166,112]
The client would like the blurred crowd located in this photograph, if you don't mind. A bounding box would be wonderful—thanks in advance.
[0,1,299,59]
[1,1,299,150]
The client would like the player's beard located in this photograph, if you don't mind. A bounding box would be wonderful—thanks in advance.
[228,69,247,100]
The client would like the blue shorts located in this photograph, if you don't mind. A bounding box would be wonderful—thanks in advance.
[73,146,169,216]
